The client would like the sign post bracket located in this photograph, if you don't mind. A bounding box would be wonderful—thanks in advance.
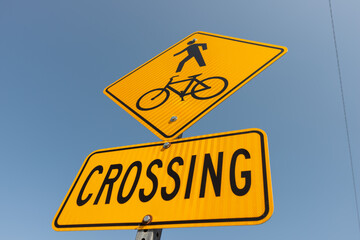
[135,229,162,240]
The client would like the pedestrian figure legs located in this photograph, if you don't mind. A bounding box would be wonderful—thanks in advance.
[176,55,192,72]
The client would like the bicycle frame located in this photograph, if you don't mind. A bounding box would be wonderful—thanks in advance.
[154,74,210,101]
[137,74,228,111]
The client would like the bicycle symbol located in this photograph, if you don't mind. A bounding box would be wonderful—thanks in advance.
[136,73,228,111]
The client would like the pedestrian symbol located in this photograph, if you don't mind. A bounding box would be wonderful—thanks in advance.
[135,39,225,111]
[104,32,287,140]
[174,39,207,72]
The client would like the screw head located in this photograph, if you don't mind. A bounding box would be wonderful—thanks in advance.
[163,142,171,149]
[170,116,177,122]
[143,215,152,224]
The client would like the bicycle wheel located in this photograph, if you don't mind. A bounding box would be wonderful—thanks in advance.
[136,88,170,111]
[191,76,228,100]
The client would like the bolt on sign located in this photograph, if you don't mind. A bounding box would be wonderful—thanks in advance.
[104,32,287,140]
[53,129,273,231]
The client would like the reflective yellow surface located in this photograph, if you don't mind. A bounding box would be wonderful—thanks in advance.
[104,32,287,140]
[53,129,273,231]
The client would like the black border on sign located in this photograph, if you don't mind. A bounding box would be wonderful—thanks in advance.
[104,32,285,139]
[54,130,271,229]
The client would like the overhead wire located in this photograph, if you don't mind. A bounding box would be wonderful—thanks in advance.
[328,0,360,234]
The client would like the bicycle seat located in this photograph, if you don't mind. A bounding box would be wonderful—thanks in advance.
[188,73,203,78]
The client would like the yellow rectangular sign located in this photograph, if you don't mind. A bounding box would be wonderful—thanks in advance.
[104,32,287,140]
[53,129,273,231]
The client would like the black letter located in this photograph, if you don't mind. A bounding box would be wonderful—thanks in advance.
[94,164,123,205]
[199,152,223,198]
[184,155,196,199]
[77,165,103,206]
[230,149,251,196]
[161,157,184,201]
[139,159,163,202]
[117,161,142,204]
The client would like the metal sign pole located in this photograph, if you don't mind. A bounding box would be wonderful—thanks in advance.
[135,133,183,240]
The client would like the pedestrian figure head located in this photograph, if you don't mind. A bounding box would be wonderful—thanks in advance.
[187,38,197,45]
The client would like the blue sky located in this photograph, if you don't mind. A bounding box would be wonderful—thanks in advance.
[1,0,359,239]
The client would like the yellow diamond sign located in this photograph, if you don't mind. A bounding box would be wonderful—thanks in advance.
[104,32,287,140]
[53,129,273,231]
